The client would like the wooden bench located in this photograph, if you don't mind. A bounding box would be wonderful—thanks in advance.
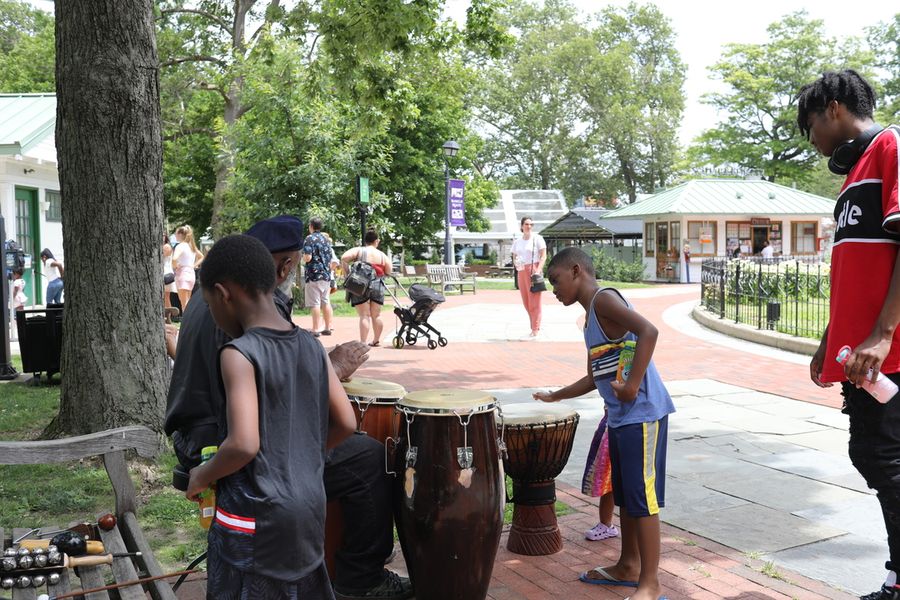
[425,264,477,294]
[0,426,177,600]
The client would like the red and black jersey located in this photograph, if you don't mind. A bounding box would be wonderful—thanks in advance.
[823,125,900,382]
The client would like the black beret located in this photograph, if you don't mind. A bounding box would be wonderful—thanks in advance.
[245,215,304,253]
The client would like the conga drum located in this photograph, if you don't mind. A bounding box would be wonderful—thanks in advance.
[342,376,405,444]
[499,402,579,555]
[392,389,504,600]
[325,377,406,579]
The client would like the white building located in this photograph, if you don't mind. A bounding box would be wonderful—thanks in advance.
[452,189,567,265]
[0,93,62,306]
[603,178,836,282]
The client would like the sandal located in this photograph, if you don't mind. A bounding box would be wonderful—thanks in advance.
[585,522,619,541]
[321,329,332,336]
[369,341,380,347]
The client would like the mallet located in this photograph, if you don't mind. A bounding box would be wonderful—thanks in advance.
[36,569,196,600]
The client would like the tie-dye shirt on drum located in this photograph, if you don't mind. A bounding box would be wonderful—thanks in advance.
[584,288,675,428]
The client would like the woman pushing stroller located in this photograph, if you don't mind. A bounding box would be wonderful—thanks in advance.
[342,230,393,346]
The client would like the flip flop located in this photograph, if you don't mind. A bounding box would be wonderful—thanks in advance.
[579,567,638,587]
[369,341,380,347]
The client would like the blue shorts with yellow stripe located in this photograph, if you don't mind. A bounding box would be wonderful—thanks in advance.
[608,416,668,518]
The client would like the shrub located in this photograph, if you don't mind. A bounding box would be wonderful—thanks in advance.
[588,248,646,282]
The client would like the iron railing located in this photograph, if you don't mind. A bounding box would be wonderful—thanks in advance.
[700,256,829,340]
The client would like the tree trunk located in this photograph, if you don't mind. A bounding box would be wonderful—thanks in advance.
[49,0,168,436]
[210,91,241,238]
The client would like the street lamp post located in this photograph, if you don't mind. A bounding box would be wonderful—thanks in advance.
[442,140,459,265]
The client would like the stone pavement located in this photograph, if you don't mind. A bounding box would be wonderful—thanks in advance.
[311,284,883,599]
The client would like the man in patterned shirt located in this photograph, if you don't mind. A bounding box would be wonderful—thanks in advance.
[304,216,336,336]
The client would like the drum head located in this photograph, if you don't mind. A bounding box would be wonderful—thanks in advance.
[342,377,406,401]
[400,389,496,415]
[500,402,578,426]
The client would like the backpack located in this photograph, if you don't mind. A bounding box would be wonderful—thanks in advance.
[344,248,376,296]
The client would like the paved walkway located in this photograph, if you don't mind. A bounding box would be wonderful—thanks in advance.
[307,284,881,599]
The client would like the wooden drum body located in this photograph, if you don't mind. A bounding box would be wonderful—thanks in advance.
[342,377,406,445]
[499,402,579,555]
[392,389,504,600]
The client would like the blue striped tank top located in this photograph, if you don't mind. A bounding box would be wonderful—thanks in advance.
[584,288,675,428]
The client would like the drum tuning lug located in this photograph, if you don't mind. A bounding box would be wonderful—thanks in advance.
[457,446,474,469]
[405,446,418,468]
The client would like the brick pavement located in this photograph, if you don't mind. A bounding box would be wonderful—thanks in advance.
[172,285,853,599]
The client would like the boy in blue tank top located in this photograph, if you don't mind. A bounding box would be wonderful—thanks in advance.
[186,234,357,599]
[534,247,675,600]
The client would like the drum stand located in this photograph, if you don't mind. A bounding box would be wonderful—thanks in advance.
[507,479,563,555]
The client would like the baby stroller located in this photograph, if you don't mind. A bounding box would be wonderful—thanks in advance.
[386,277,447,350]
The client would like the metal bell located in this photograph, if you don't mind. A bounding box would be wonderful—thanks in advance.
[0,557,16,571]
[33,553,48,568]
[0,577,14,589]
[16,547,30,556]
[17,554,33,569]
[48,572,60,585]
[2,548,16,557]
[16,575,31,588]
[32,574,46,587]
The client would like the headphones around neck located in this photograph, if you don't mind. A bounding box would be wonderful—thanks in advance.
[828,123,884,175]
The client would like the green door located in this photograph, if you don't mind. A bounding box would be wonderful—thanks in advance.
[14,187,41,306]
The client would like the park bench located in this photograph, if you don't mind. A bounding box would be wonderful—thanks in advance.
[425,264,477,294]
[0,426,178,600]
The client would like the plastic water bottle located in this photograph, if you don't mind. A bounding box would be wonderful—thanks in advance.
[616,340,637,383]
[836,345,898,403]
[198,446,218,529]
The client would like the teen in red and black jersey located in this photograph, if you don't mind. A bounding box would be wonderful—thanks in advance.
[798,69,900,600]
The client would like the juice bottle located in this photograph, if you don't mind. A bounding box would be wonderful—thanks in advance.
[616,340,637,383]
[198,446,218,529]
[835,345,899,403]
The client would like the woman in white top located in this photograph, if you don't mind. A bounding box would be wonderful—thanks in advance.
[510,216,547,338]
[341,230,392,346]
[40,248,64,304]
[162,233,176,313]
[172,225,203,311]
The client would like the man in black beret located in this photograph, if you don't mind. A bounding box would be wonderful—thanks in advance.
[165,216,412,599]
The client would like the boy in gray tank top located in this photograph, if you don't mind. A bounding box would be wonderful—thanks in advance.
[186,234,356,599]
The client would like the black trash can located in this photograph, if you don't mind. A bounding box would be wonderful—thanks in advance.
[15,305,63,380]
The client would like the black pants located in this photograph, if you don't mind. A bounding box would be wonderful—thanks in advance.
[174,430,393,591]
[843,377,900,572]
[324,433,394,591]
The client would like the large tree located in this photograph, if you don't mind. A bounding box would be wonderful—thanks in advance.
[470,0,589,197]
[869,13,900,124]
[0,0,54,92]
[156,0,505,237]
[572,2,685,203]
[48,0,168,435]
[688,11,872,183]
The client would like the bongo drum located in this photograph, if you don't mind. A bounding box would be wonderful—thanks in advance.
[499,402,579,555]
[392,389,504,600]
[342,377,405,445]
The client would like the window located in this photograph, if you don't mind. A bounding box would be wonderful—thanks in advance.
[46,190,62,222]
[792,221,818,254]
[687,221,717,255]
[645,222,655,257]
[670,222,681,253]
[15,195,31,254]
[656,222,669,257]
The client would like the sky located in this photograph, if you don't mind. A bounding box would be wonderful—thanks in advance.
[446,0,897,143]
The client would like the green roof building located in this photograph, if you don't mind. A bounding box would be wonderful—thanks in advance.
[603,178,836,282]
[0,93,61,306]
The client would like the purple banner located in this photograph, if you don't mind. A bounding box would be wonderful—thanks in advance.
[448,178,466,226]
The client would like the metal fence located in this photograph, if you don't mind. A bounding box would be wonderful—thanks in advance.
[700,256,830,340]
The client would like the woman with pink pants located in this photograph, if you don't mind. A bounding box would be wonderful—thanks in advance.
[511,216,547,339]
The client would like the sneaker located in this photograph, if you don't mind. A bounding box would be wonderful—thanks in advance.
[333,570,414,600]
[861,585,900,600]
[585,522,620,541]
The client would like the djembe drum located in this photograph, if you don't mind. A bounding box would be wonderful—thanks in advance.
[499,402,579,555]
[342,376,406,444]
[391,389,504,600]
